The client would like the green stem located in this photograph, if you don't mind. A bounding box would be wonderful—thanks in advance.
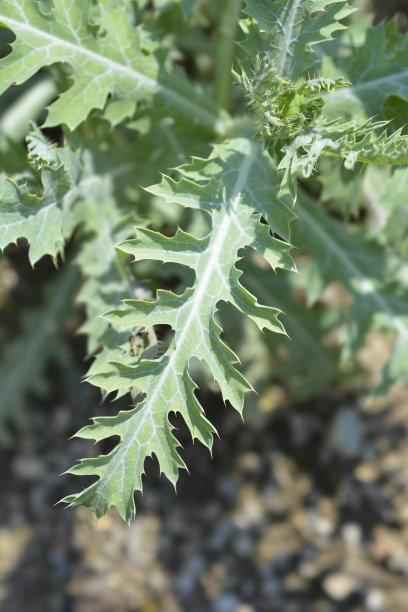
[214,0,242,110]
[0,76,56,146]
[113,252,133,295]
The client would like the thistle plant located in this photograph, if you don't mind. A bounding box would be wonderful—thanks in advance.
[0,1,407,521]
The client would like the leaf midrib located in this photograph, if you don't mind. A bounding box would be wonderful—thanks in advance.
[137,143,258,402]
[98,142,261,499]
[275,0,301,77]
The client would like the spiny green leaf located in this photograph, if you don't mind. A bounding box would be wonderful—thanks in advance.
[0,128,133,265]
[241,0,354,80]
[280,119,408,197]
[0,152,73,265]
[62,138,296,521]
[0,0,223,132]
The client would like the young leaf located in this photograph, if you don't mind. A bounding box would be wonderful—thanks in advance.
[280,119,408,194]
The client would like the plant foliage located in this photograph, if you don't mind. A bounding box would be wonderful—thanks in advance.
[0,0,407,520]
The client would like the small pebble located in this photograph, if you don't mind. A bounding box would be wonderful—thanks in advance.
[323,572,358,601]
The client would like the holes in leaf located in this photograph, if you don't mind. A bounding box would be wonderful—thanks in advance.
[0,26,15,59]
[153,324,174,355]
[98,434,121,456]
[130,260,195,294]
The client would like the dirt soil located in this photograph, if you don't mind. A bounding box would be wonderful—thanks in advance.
[1,363,408,612]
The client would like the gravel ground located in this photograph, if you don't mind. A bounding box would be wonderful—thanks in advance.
[1,369,408,612]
